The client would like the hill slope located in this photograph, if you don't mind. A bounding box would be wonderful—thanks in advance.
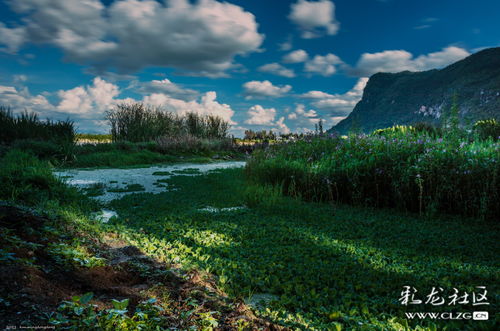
[331,47,500,134]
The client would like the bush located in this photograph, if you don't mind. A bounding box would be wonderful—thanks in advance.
[106,103,230,142]
[474,118,500,141]
[246,133,500,220]
[0,106,75,146]
[0,150,83,206]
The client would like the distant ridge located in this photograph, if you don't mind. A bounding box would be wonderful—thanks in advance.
[331,47,500,134]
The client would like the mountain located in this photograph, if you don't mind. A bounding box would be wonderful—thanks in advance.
[331,47,500,134]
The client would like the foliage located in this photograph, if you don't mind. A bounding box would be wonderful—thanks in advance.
[106,102,230,142]
[474,118,500,141]
[0,106,75,146]
[244,129,277,140]
[156,133,234,154]
[49,293,165,330]
[246,133,500,220]
[108,168,499,330]
[47,242,106,268]
[332,48,500,134]
[0,150,87,207]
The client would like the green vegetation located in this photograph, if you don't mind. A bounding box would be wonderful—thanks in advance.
[107,183,145,193]
[474,118,500,141]
[1,99,498,330]
[0,151,267,330]
[0,106,75,146]
[49,294,165,330]
[333,47,500,134]
[106,102,230,142]
[247,131,499,220]
[106,168,498,330]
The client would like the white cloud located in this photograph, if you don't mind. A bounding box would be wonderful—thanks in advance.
[283,49,309,63]
[245,105,277,125]
[304,53,343,76]
[276,116,291,134]
[57,77,120,116]
[353,46,470,76]
[258,63,296,78]
[0,23,26,53]
[279,37,293,51]
[130,79,199,101]
[289,0,339,38]
[304,77,368,116]
[143,91,236,124]
[0,85,52,114]
[299,90,335,99]
[242,80,292,99]
[1,0,264,76]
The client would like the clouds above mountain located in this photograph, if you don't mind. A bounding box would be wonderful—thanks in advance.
[298,77,368,116]
[351,46,470,76]
[304,53,343,76]
[1,0,263,76]
[242,80,292,99]
[289,0,340,38]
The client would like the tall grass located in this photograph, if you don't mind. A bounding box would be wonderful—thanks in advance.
[106,103,230,142]
[246,131,500,220]
[0,106,75,145]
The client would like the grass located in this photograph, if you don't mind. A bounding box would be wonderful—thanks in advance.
[107,103,230,142]
[1,125,498,329]
[105,168,499,330]
[247,131,500,220]
[0,106,75,146]
[107,183,145,193]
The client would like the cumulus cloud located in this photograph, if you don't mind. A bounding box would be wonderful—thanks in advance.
[284,104,322,131]
[300,77,368,116]
[130,79,199,101]
[245,105,277,125]
[276,116,291,134]
[352,46,470,76]
[2,77,237,132]
[57,77,120,116]
[0,85,52,114]
[304,53,343,76]
[1,0,264,76]
[258,63,296,78]
[242,80,292,99]
[289,0,339,38]
[143,91,236,124]
[283,49,309,63]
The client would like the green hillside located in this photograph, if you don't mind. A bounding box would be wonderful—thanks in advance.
[332,47,500,134]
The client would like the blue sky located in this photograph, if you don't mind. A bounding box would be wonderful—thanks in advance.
[0,0,499,136]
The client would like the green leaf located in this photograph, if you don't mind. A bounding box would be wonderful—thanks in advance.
[112,298,129,310]
[80,292,94,305]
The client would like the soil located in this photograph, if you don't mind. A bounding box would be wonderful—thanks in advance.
[0,204,284,330]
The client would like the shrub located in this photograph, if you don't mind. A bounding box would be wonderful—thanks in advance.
[246,133,499,220]
[474,118,500,141]
[0,106,75,146]
[0,150,83,206]
[106,102,230,142]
